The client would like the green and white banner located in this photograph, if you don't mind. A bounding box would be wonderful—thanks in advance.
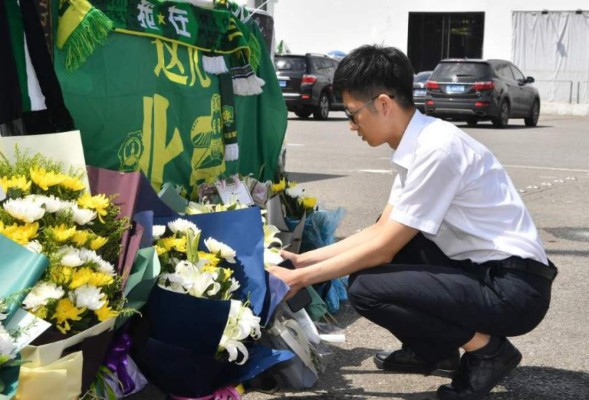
[54,6,286,199]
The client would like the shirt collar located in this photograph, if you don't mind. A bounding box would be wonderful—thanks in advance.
[391,110,429,170]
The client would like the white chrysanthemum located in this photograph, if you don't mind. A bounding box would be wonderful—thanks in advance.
[285,186,305,199]
[70,285,104,310]
[60,247,84,267]
[204,237,236,263]
[167,218,199,235]
[0,324,16,359]
[72,206,96,225]
[26,240,43,254]
[36,195,73,213]
[96,259,115,275]
[23,282,65,311]
[227,277,240,295]
[3,197,45,223]
[152,225,166,240]
[78,248,100,264]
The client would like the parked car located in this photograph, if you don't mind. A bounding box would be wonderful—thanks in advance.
[274,53,344,120]
[424,59,540,128]
[413,70,433,113]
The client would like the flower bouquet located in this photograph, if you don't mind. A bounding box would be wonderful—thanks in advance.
[266,176,316,254]
[0,148,129,396]
[131,208,293,398]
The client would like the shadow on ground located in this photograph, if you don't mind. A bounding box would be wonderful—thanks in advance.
[288,172,347,184]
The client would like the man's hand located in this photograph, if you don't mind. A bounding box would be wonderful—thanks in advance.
[279,250,300,267]
[267,265,304,300]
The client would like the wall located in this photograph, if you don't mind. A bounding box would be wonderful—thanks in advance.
[272,0,586,59]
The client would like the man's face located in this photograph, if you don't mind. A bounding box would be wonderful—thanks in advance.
[342,92,389,147]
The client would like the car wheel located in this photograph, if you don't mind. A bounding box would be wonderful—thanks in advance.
[313,93,330,120]
[524,99,540,127]
[294,110,312,119]
[466,117,478,127]
[492,100,510,128]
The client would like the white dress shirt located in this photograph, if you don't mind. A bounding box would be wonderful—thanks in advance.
[388,111,548,265]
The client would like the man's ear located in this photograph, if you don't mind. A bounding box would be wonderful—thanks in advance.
[378,93,395,116]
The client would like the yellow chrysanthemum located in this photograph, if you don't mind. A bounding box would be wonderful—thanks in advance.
[88,272,114,288]
[155,244,167,256]
[53,298,85,325]
[201,264,218,274]
[174,236,187,252]
[198,251,220,268]
[0,222,39,245]
[46,223,77,242]
[34,306,48,320]
[50,266,73,286]
[287,180,297,188]
[95,303,118,322]
[68,267,94,289]
[71,230,90,247]
[60,175,86,191]
[300,196,318,210]
[0,175,31,193]
[77,193,110,220]
[89,236,108,250]
[29,166,66,191]
[218,267,234,282]
[271,178,286,193]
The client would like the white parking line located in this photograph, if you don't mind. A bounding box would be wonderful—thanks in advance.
[359,169,394,174]
[504,164,589,173]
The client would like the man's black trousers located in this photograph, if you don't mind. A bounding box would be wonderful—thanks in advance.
[347,234,554,363]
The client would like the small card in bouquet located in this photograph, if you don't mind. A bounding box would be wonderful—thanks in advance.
[215,176,254,206]
[4,308,52,352]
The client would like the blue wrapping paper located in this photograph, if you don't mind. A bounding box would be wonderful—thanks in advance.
[154,207,276,325]
[0,235,49,320]
[132,285,293,397]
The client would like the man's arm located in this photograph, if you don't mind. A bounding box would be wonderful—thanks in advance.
[281,204,395,268]
[268,216,419,297]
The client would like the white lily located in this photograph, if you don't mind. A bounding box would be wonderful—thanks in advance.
[3,197,45,223]
[219,300,262,364]
[263,224,282,248]
[204,237,236,263]
[264,247,284,268]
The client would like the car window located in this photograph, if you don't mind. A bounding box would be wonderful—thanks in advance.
[495,64,515,80]
[509,64,526,81]
[414,71,432,83]
[432,62,490,81]
[274,57,306,72]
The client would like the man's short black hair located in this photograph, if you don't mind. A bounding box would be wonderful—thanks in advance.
[333,45,415,109]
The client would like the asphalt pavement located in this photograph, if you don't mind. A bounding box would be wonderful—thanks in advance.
[131,113,589,400]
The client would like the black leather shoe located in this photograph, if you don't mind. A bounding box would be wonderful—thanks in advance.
[374,347,460,378]
[437,339,522,400]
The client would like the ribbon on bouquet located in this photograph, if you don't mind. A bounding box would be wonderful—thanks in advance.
[104,332,136,395]
[170,385,241,400]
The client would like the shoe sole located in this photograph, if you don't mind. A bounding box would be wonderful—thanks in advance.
[374,357,457,378]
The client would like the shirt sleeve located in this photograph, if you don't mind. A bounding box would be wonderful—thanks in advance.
[390,147,463,235]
